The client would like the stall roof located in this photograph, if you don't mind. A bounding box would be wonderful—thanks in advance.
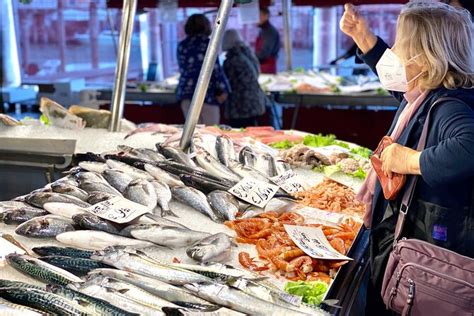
[293,0,407,6]
[106,0,272,9]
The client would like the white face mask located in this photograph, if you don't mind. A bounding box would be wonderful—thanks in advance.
[376,49,422,92]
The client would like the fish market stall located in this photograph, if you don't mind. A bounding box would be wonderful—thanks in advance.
[0,125,371,315]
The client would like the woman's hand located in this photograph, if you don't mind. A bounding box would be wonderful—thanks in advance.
[339,4,377,54]
[380,143,422,178]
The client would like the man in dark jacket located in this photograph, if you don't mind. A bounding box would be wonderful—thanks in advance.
[255,7,281,74]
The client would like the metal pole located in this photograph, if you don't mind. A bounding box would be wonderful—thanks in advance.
[109,0,137,132]
[179,0,234,151]
[58,0,66,73]
[90,2,99,69]
[282,0,292,71]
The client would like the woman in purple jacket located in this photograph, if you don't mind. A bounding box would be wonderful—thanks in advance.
[340,2,474,314]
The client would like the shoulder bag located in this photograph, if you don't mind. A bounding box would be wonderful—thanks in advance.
[380,97,474,315]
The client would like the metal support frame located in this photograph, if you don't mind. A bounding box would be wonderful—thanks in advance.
[179,0,234,151]
[109,0,138,132]
[282,0,293,71]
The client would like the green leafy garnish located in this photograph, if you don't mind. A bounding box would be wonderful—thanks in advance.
[39,114,50,125]
[284,281,329,306]
[323,165,341,176]
[303,134,337,147]
[352,167,367,179]
[294,67,305,73]
[269,139,299,150]
[350,146,372,159]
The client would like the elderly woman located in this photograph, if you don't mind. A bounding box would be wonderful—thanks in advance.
[222,29,269,128]
[340,2,474,314]
[176,14,230,125]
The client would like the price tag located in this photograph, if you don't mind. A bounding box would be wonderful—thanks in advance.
[284,225,353,261]
[0,237,26,267]
[270,170,309,194]
[87,196,151,224]
[229,177,279,208]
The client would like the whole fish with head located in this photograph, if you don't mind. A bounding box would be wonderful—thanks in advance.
[168,262,266,282]
[171,186,220,222]
[0,287,89,316]
[144,164,183,187]
[1,206,49,225]
[155,143,197,168]
[91,247,212,285]
[72,213,121,235]
[106,159,153,180]
[74,171,108,184]
[123,223,210,248]
[46,284,138,316]
[79,181,123,197]
[215,135,236,167]
[32,246,93,259]
[15,215,75,238]
[56,230,155,251]
[238,146,258,167]
[207,190,239,221]
[86,275,180,311]
[39,256,113,276]
[0,297,46,316]
[123,179,157,209]
[151,181,176,217]
[255,153,278,177]
[227,160,270,183]
[103,169,134,193]
[51,176,79,187]
[87,269,217,310]
[195,151,242,182]
[184,282,311,316]
[117,145,166,162]
[25,192,91,208]
[78,161,108,174]
[43,202,87,219]
[50,182,89,201]
[186,233,233,263]
[87,191,116,205]
[6,253,84,286]
[77,284,164,316]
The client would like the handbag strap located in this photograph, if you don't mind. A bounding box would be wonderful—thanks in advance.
[393,97,468,242]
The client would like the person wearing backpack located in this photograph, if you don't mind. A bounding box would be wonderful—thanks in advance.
[340,2,474,314]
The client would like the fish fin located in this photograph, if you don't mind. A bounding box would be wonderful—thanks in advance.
[161,208,179,218]
[117,288,130,294]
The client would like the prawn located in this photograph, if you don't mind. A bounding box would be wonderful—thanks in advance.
[306,272,332,284]
[279,248,305,261]
[329,237,346,255]
[238,252,269,272]
[269,255,295,272]
[290,256,313,273]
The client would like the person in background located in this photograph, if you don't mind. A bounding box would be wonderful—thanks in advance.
[443,0,474,18]
[222,29,269,128]
[176,14,230,126]
[255,7,281,74]
[329,43,369,75]
[340,2,473,314]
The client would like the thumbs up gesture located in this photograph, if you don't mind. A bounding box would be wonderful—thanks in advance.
[339,3,377,54]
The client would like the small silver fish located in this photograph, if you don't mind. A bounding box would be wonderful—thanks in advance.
[151,181,176,217]
[124,179,157,209]
[186,233,233,263]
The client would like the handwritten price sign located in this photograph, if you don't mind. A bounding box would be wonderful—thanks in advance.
[87,196,151,224]
[229,177,279,208]
[270,170,308,194]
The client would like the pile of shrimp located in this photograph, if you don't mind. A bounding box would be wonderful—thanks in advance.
[294,179,366,217]
[225,211,361,283]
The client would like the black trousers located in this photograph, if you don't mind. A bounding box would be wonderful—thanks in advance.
[229,117,258,128]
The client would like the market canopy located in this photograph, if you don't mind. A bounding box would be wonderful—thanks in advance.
[106,0,272,9]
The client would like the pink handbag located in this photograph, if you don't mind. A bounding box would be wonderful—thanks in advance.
[381,97,474,315]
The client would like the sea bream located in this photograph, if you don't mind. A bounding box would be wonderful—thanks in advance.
[186,233,233,263]
[15,215,75,238]
[103,169,134,193]
[25,192,91,208]
[171,186,220,222]
[123,179,157,209]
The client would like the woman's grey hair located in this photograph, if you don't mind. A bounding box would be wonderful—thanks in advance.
[222,29,244,51]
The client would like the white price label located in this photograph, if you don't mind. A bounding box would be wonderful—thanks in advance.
[87,196,151,224]
[270,170,308,194]
[229,177,279,208]
[284,225,353,261]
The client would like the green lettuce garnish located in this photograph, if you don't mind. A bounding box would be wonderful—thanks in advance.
[352,167,367,179]
[284,281,329,306]
[350,146,372,159]
[39,114,50,125]
[269,139,299,150]
[323,165,341,176]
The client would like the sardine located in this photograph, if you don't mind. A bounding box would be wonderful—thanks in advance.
[0,287,89,315]
[80,181,123,197]
[25,192,91,208]
[72,213,121,235]
[46,284,138,316]
[215,136,236,166]
[6,253,84,286]
[106,160,153,180]
[123,179,157,209]
[144,164,184,187]
[124,223,210,248]
[186,233,233,263]
[171,186,220,222]
[43,202,87,219]
[39,256,113,276]
[155,144,197,168]
[103,169,134,193]
[91,247,212,285]
[78,161,109,174]
[195,151,241,182]
[56,231,155,250]
[32,246,93,259]
[207,190,239,221]
[151,181,176,217]
[15,215,75,238]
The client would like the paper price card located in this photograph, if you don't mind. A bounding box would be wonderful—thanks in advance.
[229,177,279,208]
[87,196,151,224]
[270,170,309,194]
[284,225,353,261]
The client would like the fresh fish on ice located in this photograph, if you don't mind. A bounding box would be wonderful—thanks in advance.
[78,161,109,174]
[80,181,123,197]
[72,213,121,235]
[56,231,155,250]
[106,159,153,180]
[15,215,75,238]
[171,186,220,222]
[186,233,233,263]
[207,190,239,221]
[123,179,157,209]
[103,169,134,193]
[144,164,183,187]
[50,182,89,201]
[151,181,176,217]
[43,202,87,219]
[25,192,91,208]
